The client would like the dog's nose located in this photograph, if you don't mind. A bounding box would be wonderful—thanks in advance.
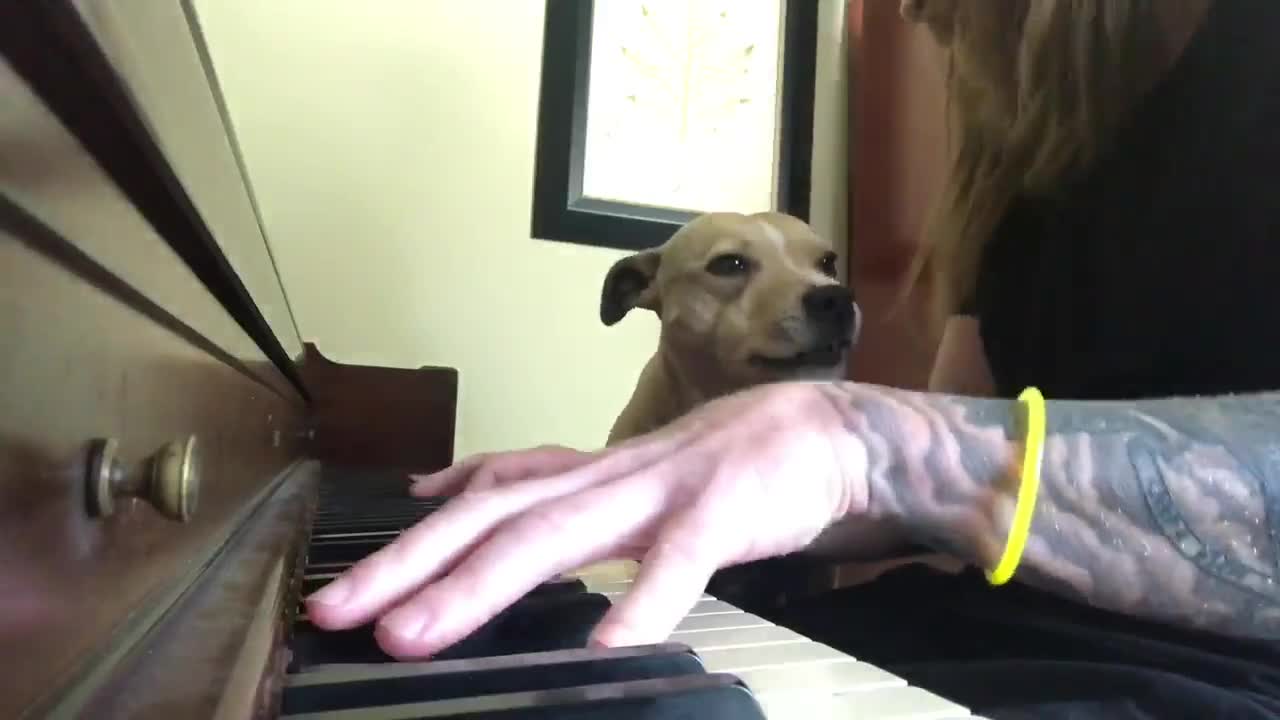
[802,285,855,330]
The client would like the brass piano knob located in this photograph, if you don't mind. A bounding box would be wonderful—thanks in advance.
[86,435,201,522]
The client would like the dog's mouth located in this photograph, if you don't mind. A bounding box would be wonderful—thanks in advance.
[749,339,850,371]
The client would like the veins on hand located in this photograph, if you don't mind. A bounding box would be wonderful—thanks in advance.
[819,383,1280,639]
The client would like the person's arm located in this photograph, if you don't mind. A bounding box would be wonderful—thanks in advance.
[819,383,1280,640]
[928,315,996,396]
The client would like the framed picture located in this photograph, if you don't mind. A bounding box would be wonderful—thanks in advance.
[531,0,818,251]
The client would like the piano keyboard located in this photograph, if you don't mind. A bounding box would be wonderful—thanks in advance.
[283,468,985,719]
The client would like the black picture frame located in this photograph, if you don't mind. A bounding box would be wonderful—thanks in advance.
[531,0,819,252]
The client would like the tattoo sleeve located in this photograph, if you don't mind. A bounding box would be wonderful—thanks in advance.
[817,384,1280,640]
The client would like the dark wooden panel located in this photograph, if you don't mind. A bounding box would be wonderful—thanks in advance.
[71,0,307,365]
[0,199,307,718]
[81,463,318,720]
[0,0,309,397]
[300,343,458,476]
[0,57,300,402]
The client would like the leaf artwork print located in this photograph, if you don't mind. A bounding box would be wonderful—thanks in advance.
[581,0,784,214]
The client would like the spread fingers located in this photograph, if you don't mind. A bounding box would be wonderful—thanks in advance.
[306,462,617,629]
[373,478,667,658]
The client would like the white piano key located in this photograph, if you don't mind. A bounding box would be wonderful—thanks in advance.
[591,580,635,594]
[594,581,714,601]
[569,560,639,585]
[697,640,852,673]
[836,685,970,719]
[687,599,740,616]
[574,563,736,603]
[757,695,828,720]
[673,624,808,652]
[673,611,771,632]
[735,660,906,696]
[759,685,969,720]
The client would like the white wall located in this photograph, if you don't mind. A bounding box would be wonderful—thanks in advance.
[194,0,846,458]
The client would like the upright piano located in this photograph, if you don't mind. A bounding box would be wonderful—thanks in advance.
[0,3,984,718]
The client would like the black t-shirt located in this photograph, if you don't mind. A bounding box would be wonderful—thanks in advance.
[781,1,1280,717]
[966,0,1280,403]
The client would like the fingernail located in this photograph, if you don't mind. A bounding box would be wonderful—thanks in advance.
[308,577,352,606]
[378,611,427,640]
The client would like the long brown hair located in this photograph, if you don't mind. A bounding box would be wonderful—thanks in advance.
[899,0,1206,334]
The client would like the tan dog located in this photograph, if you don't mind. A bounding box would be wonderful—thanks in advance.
[600,211,861,445]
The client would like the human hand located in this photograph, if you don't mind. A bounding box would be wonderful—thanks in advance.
[304,381,872,659]
[407,443,592,497]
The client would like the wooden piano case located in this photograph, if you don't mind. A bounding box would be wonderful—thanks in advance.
[0,3,456,717]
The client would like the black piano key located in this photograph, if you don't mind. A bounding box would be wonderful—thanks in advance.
[317,495,442,504]
[311,526,403,534]
[305,562,355,573]
[310,517,428,527]
[315,501,440,510]
[312,510,438,522]
[310,522,415,535]
[312,510,433,522]
[281,643,707,715]
[313,508,441,520]
[301,575,343,597]
[427,590,607,660]
[289,592,612,670]
[308,539,399,565]
[278,673,767,720]
[523,577,586,598]
[309,520,416,532]
[315,493,442,505]
[312,501,444,520]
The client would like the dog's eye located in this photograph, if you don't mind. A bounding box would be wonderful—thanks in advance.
[705,253,753,277]
[817,252,839,278]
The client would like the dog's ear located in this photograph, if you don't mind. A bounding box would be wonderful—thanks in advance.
[600,250,661,326]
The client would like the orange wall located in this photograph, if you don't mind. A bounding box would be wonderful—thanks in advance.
[844,0,948,389]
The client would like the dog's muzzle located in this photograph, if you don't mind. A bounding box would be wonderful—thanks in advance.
[802,285,856,337]
[750,286,860,371]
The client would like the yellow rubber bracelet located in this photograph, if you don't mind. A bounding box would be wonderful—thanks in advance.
[985,386,1046,586]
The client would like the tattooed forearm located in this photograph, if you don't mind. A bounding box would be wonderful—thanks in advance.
[816,383,1280,640]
